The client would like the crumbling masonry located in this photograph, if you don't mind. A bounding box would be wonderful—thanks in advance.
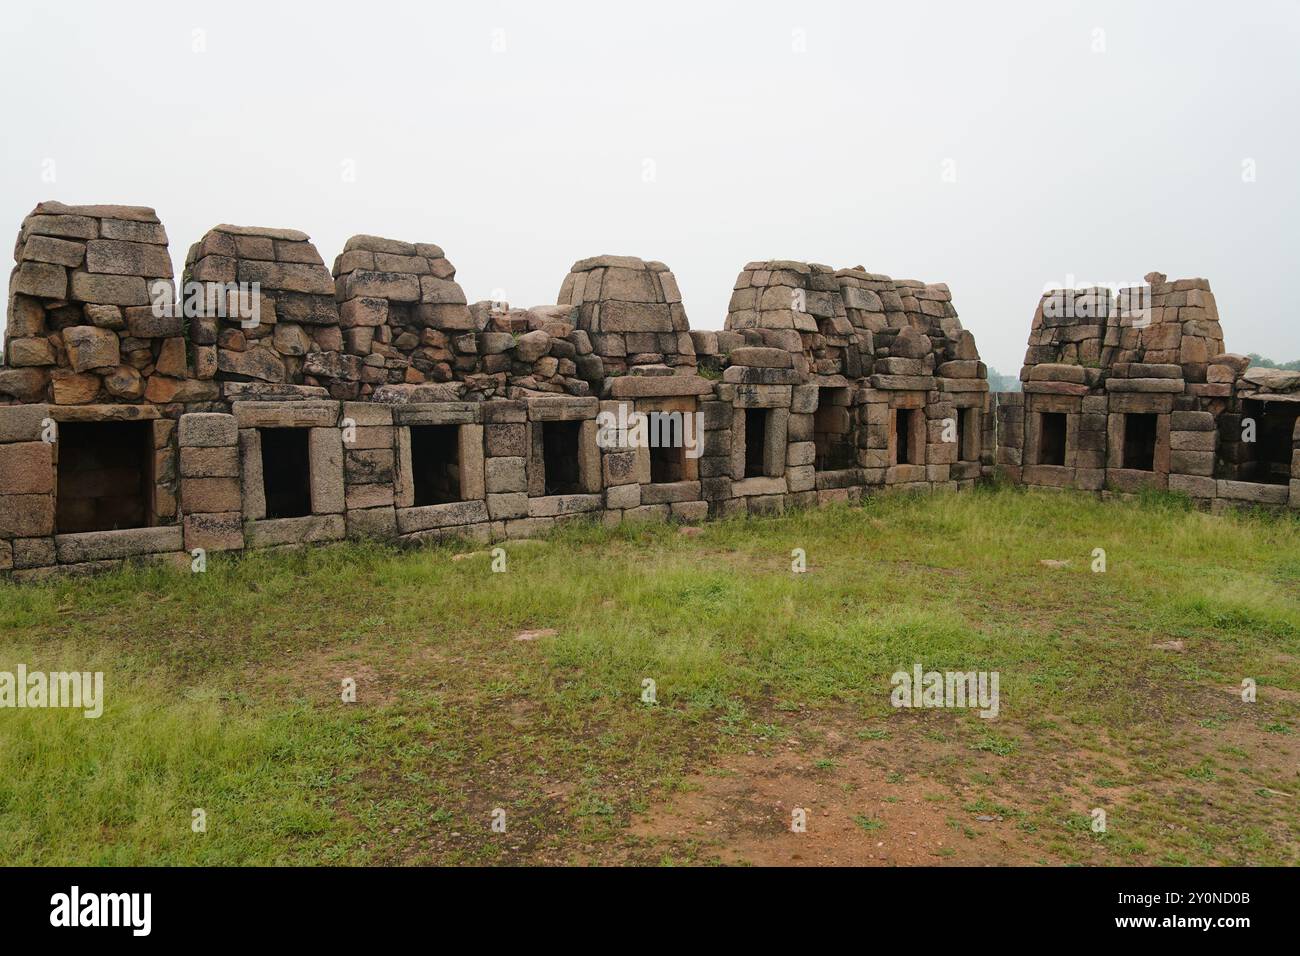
[1,202,1296,579]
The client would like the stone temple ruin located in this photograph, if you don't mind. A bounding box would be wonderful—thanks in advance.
[0,201,1296,580]
[996,272,1300,510]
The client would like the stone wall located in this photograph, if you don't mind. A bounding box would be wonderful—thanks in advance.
[1,201,1295,580]
[997,271,1300,510]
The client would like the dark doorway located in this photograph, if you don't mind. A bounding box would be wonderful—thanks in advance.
[1039,412,1067,466]
[410,425,461,505]
[1239,400,1299,484]
[56,420,153,533]
[650,441,686,483]
[1123,413,1157,471]
[542,421,583,495]
[744,408,768,478]
[260,427,312,519]
[894,408,915,465]
[957,407,979,462]
[814,389,854,470]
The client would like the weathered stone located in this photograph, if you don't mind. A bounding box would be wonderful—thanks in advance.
[273,323,313,356]
[22,235,86,268]
[245,514,346,547]
[181,477,242,514]
[218,346,286,383]
[155,337,188,378]
[729,346,792,368]
[103,365,145,400]
[5,337,57,367]
[179,413,238,447]
[485,456,527,493]
[70,272,150,306]
[180,445,240,478]
[12,261,67,298]
[84,239,172,277]
[396,499,489,533]
[184,512,244,552]
[0,442,53,495]
[50,369,101,404]
[0,494,54,538]
[515,330,551,363]
[54,526,181,563]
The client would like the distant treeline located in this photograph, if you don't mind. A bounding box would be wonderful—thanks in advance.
[1246,353,1300,371]
[987,368,1021,392]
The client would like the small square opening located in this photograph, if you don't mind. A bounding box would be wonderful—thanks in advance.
[744,408,768,478]
[650,441,686,483]
[410,425,461,505]
[1122,413,1157,471]
[260,427,312,519]
[1039,412,1067,466]
[56,420,153,534]
[957,407,979,462]
[814,389,854,471]
[542,421,583,495]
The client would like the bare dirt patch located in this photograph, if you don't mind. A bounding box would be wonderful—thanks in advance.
[629,713,1056,866]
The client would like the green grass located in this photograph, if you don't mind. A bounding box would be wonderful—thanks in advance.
[0,487,1297,865]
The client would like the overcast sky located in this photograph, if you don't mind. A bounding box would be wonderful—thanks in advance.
[3,0,1298,374]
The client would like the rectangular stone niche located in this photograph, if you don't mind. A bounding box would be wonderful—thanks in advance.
[409,425,462,505]
[893,407,924,466]
[744,408,768,478]
[1240,399,1299,485]
[650,440,686,484]
[56,420,154,534]
[1122,413,1158,472]
[957,406,980,463]
[541,421,583,495]
[814,388,854,471]
[260,427,312,519]
[1038,412,1067,467]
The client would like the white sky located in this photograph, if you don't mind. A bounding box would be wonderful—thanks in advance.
[3,0,1298,374]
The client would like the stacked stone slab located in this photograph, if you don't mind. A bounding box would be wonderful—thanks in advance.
[722,262,991,500]
[2,202,207,407]
[470,302,605,399]
[332,235,470,394]
[557,256,695,375]
[178,412,243,554]
[183,225,341,395]
[328,234,606,401]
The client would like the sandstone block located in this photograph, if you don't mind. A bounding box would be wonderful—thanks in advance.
[181,476,242,514]
[245,514,346,547]
[346,506,398,540]
[0,494,54,538]
[5,337,57,367]
[85,239,172,277]
[54,526,181,563]
[180,446,240,478]
[13,261,67,298]
[184,512,244,552]
[70,272,149,306]
[0,442,53,495]
[486,456,527,493]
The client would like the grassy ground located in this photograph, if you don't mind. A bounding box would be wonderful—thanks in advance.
[0,487,1296,866]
